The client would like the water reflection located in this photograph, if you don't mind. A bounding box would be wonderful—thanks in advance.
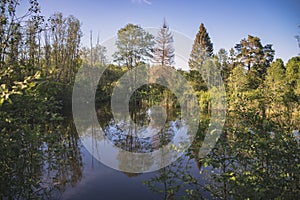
[75,98,287,199]
[74,85,196,173]
[195,112,300,199]
[66,101,210,199]
[0,118,83,199]
[104,106,179,153]
[72,64,200,173]
[2,103,299,199]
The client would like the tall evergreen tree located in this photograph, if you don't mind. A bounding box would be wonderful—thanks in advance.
[152,19,175,66]
[188,23,213,70]
[234,35,274,71]
[234,35,274,88]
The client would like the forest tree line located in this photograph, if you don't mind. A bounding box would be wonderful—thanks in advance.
[1,0,300,121]
[1,0,300,199]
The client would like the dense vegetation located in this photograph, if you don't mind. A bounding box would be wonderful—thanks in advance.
[0,0,299,199]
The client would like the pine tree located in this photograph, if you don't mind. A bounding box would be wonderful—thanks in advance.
[188,23,213,70]
[234,35,274,72]
[152,19,175,66]
[234,35,275,89]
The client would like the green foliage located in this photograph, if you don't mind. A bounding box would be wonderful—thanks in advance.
[96,64,127,103]
[199,112,300,199]
[217,48,231,82]
[233,35,275,89]
[1,0,300,199]
[264,59,287,120]
[47,12,82,83]
[198,90,211,112]
[196,56,300,199]
[234,35,274,71]
[286,56,300,89]
[189,23,213,70]
[0,76,82,198]
[0,1,82,198]
[185,69,207,93]
[113,23,154,69]
[229,65,248,92]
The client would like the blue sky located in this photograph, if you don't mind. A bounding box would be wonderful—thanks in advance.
[22,0,300,63]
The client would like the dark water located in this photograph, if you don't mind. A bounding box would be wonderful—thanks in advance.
[60,144,208,200]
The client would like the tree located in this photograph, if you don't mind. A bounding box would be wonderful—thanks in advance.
[227,64,248,110]
[152,19,175,67]
[0,0,41,67]
[188,23,213,70]
[112,24,154,133]
[234,35,274,88]
[186,69,207,93]
[81,45,106,66]
[217,48,231,82]
[285,57,300,127]
[65,15,82,82]
[113,23,154,69]
[234,35,274,71]
[93,36,107,65]
[217,48,228,69]
[228,64,249,93]
[0,0,42,105]
[48,12,82,83]
[265,59,286,96]
[286,56,300,89]
[23,20,38,70]
[264,59,287,122]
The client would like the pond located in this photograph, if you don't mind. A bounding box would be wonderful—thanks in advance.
[61,103,211,199]
[1,100,300,199]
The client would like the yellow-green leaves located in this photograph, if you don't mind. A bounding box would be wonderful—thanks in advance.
[0,71,41,106]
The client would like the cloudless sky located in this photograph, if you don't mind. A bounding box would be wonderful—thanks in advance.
[21,0,300,63]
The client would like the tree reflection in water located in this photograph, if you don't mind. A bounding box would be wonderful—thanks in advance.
[3,104,299,199]
[93,102,210,199]
[0,118,83,199]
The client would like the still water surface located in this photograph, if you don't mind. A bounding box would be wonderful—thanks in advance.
[61,105,210,199]
[2,102,299,199]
